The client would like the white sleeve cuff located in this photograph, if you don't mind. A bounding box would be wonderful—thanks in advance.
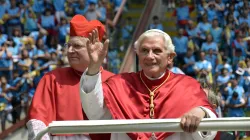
[80,68,111,120]
[80,68,101,93]
[26,119,51,140]
[192,107,217,140]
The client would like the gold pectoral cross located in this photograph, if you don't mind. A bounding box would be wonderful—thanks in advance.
[140,71,171,140]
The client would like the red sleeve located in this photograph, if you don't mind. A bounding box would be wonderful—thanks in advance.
[28,74,56,126]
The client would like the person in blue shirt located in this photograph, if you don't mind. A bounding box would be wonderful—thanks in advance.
[12,28,23,47]
[205,48,217,74]
[168,61,185,75]
[110,0,126,12]
[33,37,49,66]
[197,14,212,40]
[75,0,88,16]
[23,8,38,33]
[224,3,240,20]
[226,91,246,139]
[52,0,66,23]
[186,20,201,47]
[18,49,32,75]
[29,28,48,43]
[214,0,225,26]
[0,41,12,79]
[226,92,245,117]
[148,16,164,31]
[225,78,245,100]
[6,37,20,57]
[58,17,69,45]
[183,48,196,77]
[201,34,218,53]
[197,0,206,22]
[215,56,233,75]
[210,19,223,46]
[239,8,250,26]
[216,68,231,86]
[32,0,45,16]
[232,48,246,69]
[194,51,213,84]
[5,0,22,37]
[173,28,188,64]
[173,0,194,29]
[205,2,218,22]
[0,75,12,131]
[7,70,23,124]
[122,16,134,48]
[232,31,248,58]
[39,8,57,30]
[97,0,107,23]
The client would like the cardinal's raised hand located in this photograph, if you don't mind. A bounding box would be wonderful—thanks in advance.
[86,29,109,75]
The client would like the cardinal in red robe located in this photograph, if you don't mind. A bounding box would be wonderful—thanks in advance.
[27,15,114,140]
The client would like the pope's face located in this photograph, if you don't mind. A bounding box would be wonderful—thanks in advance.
[137,36,175,78]
[67,36,90,72]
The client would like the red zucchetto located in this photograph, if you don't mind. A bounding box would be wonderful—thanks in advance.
[70,15,106,41]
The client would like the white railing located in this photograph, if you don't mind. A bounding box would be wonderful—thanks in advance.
[35,117,250,140]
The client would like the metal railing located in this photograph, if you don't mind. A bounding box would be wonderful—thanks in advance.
[35,117,250,140]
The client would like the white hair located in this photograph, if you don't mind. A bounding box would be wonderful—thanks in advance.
[134,29,175,54]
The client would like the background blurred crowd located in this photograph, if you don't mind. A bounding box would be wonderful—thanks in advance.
[0,0,250,139]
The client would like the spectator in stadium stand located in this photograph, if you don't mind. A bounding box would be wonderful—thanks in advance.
[205,48,217,74]
[52,0,66,23]
[183,48,196,77]
[148,15,164,31]
[26,15,114,140]
[201,34,218,54]
[168,61,185,74]
[197,14,211,41]
[172,0,194,29]
[173,28,188,64]
[194,51,213,85]
[210,19,223,47]
[75,0,88,16]
[38,8,58,37]
[5,0,22,37]
[85,1,101,21]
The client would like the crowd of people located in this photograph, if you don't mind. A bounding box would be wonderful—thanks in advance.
[0,0,249,139]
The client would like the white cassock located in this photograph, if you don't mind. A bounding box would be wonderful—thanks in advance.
[79,70,217,140]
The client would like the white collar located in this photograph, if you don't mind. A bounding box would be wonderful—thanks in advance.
[144,71,166,80]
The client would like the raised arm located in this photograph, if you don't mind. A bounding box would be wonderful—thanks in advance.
[80,29,111,120]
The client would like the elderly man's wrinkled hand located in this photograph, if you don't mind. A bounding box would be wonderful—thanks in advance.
[86,29,109,75]
[180,107,205,133]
